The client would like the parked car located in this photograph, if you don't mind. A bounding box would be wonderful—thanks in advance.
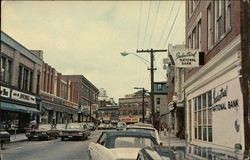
[59,123,90,141]
[133,123,154,128]
[98,123,106,130]
[88,131,159,160]
[126,125,162,145]
[87,122,96,131]
[56,124,66,131]
[0,123,10,149]
[116,122,126,131]
[26,124,59,141]
[136,146,178,160]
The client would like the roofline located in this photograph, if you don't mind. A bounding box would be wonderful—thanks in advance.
[1,31,42,65]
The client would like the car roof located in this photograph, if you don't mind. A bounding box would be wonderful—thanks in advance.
[104,131,155,138]
[127,125,156,131]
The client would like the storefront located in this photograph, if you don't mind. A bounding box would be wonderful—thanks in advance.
[41,101,77,124]
[185,36,245,151]
[0,86,41,132]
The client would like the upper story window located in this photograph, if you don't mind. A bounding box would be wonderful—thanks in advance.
[192,27,197,49]
[0,55,12,84]
[225,0,231,32]
[207,5,212,49]
[197,21,201,50]
[215,0,222,42]
[156,98,161,105]
[157,84,162,90]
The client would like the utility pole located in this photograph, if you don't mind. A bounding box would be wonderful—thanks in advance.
[134,87,146,123]
[137,49,167,129]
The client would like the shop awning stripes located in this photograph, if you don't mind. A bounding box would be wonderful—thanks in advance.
[0,102,41,114]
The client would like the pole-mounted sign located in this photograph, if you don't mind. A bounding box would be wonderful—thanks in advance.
[169,49,204,68]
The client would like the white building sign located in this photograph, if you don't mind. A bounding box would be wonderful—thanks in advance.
[170,49,200,68]
[0,86,11,98]
[11,89,36,104]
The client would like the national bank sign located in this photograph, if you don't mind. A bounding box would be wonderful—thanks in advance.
[169,49,204,68]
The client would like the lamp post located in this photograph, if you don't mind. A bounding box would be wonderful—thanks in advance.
[134,87,147,123]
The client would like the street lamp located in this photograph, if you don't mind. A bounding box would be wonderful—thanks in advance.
[134,87,147,123]
[120,52,150,66]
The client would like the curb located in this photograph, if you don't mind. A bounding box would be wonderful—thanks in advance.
[10,139,27,143]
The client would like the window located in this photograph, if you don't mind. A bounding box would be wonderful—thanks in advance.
[207,5,212,49]
[215,0,222,42]
[157,84,162,90]
[134,110,138,115]
[23,68,29,91]
[225,0,231,31]
[0,56,12,83]
[18,66,22,88]
[197,21,201,50]
[193,91,213,142]
[188,100,192,140]
[192,27,196,49]
[29,71,33,92]
[156,98,160,105]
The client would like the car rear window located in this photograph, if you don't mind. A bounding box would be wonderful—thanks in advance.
[114,137,155,148]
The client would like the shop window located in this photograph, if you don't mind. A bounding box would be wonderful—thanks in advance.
[193,91,213,142]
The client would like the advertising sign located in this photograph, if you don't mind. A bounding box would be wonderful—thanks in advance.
[11,89,36,104]
[170,49,202,68]
[0,86,11,98]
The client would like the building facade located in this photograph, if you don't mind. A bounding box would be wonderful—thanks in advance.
[119,93,151,124]
[0,31,42,131]
[97,106,119,124]
[63,75,99,122]
[184,0,248,154]
[40,62,78,124]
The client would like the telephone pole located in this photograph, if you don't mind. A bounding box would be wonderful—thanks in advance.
[134,87,147,123]
[136,49,167,128]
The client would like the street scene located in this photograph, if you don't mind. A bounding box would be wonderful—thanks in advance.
[1,1,250,160]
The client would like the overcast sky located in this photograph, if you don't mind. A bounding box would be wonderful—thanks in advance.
[2,1,185,102]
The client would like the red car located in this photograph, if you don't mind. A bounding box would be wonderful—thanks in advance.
[26,124,59,141]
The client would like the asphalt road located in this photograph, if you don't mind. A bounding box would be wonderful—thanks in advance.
[1,130,106,160]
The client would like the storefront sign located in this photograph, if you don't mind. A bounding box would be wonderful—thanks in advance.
[11,90,36,104]
[119,118,139,122]
[212,85,239,112]
[170,49,202,68]
[0,86,11,98]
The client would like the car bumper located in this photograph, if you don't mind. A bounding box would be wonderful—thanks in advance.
[26,134,49,139]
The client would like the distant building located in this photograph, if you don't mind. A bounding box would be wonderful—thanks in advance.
[63,75,99,122]
[118,92,151,124]
[0,31,42,131]
[97,105,119,124]
[98,88,108,101]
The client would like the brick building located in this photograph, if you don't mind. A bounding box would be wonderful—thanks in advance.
[0,31,42,131]
[97,105,119,124]
[119,93,151,124]
[40,62,78,124]
[63,75,99,122]
[184,0,248,155]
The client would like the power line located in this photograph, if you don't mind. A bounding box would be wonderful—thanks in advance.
[163,1,182,48]
[142,0,152,49]
[137,0,142,49]
[156,1,175,49]
[155,1,182,66]
[148,0,161,48]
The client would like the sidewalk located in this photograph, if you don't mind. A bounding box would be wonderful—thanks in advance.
[159,131,186,147]
[10,133,27,143]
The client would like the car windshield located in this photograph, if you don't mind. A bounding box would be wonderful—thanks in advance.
[66,123,82,129]
[56,124,66,129]
[126,128,156,138]
[114,137,155,148]
[36,124,51,130]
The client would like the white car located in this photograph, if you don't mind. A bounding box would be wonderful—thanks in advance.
[126,125,162,145]
[88,131,159,160]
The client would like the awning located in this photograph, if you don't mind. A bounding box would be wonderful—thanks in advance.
[0,102,41,114]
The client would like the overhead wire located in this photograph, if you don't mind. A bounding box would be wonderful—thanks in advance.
[156,1,175,49]
[142,0,152,49]
[137,0,142,49]
[148,0,161,48]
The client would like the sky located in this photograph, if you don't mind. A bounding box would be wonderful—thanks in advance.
[2,1,185,102]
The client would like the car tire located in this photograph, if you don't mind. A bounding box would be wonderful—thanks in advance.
[28,137,32,141]
[61,137,65,141]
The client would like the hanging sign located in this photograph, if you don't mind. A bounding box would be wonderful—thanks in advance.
[170,49,204,68]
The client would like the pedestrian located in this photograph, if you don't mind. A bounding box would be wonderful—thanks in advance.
[163,123,167,136]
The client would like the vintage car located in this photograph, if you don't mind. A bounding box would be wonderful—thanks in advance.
[126,125,162,145]
[136,146,179,160]
[133,123,154,128]
[56,124,66,131]
[116,122,126,131]
[59,123,90,141]
[26,124,59,140]
[0,123,10,149]
[88,131,159,160]
[87,122,96,131]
